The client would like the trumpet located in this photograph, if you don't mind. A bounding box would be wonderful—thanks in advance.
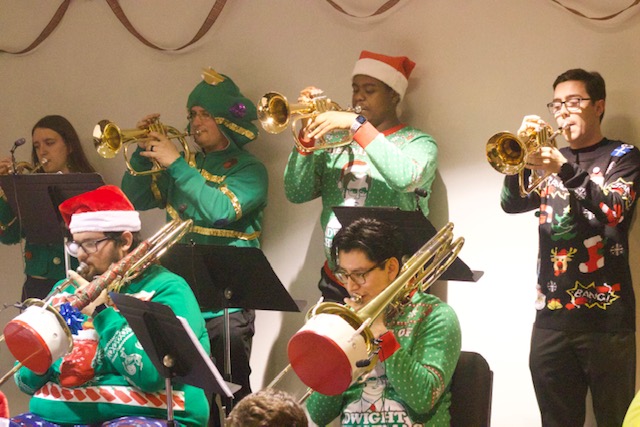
[93,118,196,176]
[486,124,568,196]
[269,223,464,400]
[11,159,48,174]
[257,91,360,153]
[0,218,193,383]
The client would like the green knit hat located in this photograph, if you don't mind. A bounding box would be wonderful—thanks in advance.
[186,68,258,148]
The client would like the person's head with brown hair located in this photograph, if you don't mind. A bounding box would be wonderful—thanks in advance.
[225,389,308,427]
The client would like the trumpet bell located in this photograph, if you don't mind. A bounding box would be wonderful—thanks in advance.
[257,92,297,134]
[486,131,525,175]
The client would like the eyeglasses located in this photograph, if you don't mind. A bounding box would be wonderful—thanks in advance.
[334,259,387,285]
[187,110,213,122]
[66,236,113,257]
[547,96,592,115]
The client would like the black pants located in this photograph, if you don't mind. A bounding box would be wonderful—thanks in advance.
[206,309,255,427]
[530,326,635,427]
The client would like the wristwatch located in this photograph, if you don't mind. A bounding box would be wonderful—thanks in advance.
[350,115,367,134]
[93,303,108,317]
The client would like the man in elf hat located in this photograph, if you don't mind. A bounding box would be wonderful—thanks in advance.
[283,50,438,303]
[121,69,267,426]
[10,185,209,426]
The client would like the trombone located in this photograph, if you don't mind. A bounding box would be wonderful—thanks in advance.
[257,91,359,153]
[486,124,568,196]
[93,118,196,176]
[0,219,193,384]
[268,222,464,402]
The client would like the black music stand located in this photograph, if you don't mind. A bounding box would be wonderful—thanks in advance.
[110,293,239,426]
[160,244,300,414]
[0,173,104,244]
[333,206,483,282]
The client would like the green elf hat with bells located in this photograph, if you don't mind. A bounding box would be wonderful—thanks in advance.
[187,67,258,148]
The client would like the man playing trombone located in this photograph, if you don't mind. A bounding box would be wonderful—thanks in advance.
[283,50,438,304]
[9,185,209,426]
[305,218,461,426]
[500,69,640,426]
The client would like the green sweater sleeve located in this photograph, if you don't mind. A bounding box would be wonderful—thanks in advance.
[283,148,325,203]
[120,147,167,211]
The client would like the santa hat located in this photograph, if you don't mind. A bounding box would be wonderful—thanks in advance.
[59,185,141,234]
[352,50,416,100]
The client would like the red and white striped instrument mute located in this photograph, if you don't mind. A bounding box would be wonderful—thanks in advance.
[34,383,185,410]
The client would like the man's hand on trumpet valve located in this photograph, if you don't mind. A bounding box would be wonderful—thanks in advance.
[525,146,568,174]
[517,115,552,140]
[305,111,358,140]
[140,131,181,168]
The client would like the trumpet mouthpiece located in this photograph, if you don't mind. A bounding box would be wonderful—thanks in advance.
[350,294,362,304]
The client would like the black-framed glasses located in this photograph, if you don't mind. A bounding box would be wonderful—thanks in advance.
[187,110,213,122]
[334,259,388,285]
[547,96,592,115]
[66,236,113,257]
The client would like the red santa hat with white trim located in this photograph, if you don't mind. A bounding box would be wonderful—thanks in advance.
[59,185,141,234]
[351,50,416,100]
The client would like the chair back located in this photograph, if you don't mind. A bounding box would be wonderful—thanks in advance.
[450,351,493,427]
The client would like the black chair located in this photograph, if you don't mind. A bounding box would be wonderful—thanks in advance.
[450,351,493,427]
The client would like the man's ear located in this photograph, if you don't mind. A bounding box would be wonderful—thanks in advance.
[386,257,400,282]
[120,231,134,252]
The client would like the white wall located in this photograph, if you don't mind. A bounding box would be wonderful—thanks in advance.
[1,1,640,425]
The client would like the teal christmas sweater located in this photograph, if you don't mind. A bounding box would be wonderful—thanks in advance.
[121,143,267,248]
[306,292,461,427]
[0,188,76,280]
[13,264,210,426]
[283,125,437,267]
[501,139,640,332]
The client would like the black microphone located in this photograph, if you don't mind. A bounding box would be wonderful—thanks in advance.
[10,138,27,175]
[10,138,26,154]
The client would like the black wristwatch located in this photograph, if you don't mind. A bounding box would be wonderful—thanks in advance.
[93,303,108,317]
[350,115,367,134]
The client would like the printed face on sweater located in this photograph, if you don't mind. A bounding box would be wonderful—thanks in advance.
[552,80,605,150]
[336,249,399,305]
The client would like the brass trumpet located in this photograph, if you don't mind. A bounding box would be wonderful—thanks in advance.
[93,118,196,176]
[257,91,359,153]
[269,223,464,400]
[8,159,48,174]
[486,124,568,196]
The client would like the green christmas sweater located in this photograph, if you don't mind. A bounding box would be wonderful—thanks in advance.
[501,139,640,332]
[306,292,461,427]
[283,124,437,267]
[121,143,267,248]
[13,264,210,426]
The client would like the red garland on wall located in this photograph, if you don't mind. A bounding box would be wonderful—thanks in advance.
[550,0,640,20]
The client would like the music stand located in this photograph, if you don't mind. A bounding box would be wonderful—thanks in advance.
[110,293,240,426]
[0,173,104,245]
[160,244,300,413]
[333,206,483,282]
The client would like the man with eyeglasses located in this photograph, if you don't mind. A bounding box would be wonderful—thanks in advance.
[501,69,640,426]
[120,68,267,426]
[284,50,438,304]
[306,217,461,426]
[10,185,209,426]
